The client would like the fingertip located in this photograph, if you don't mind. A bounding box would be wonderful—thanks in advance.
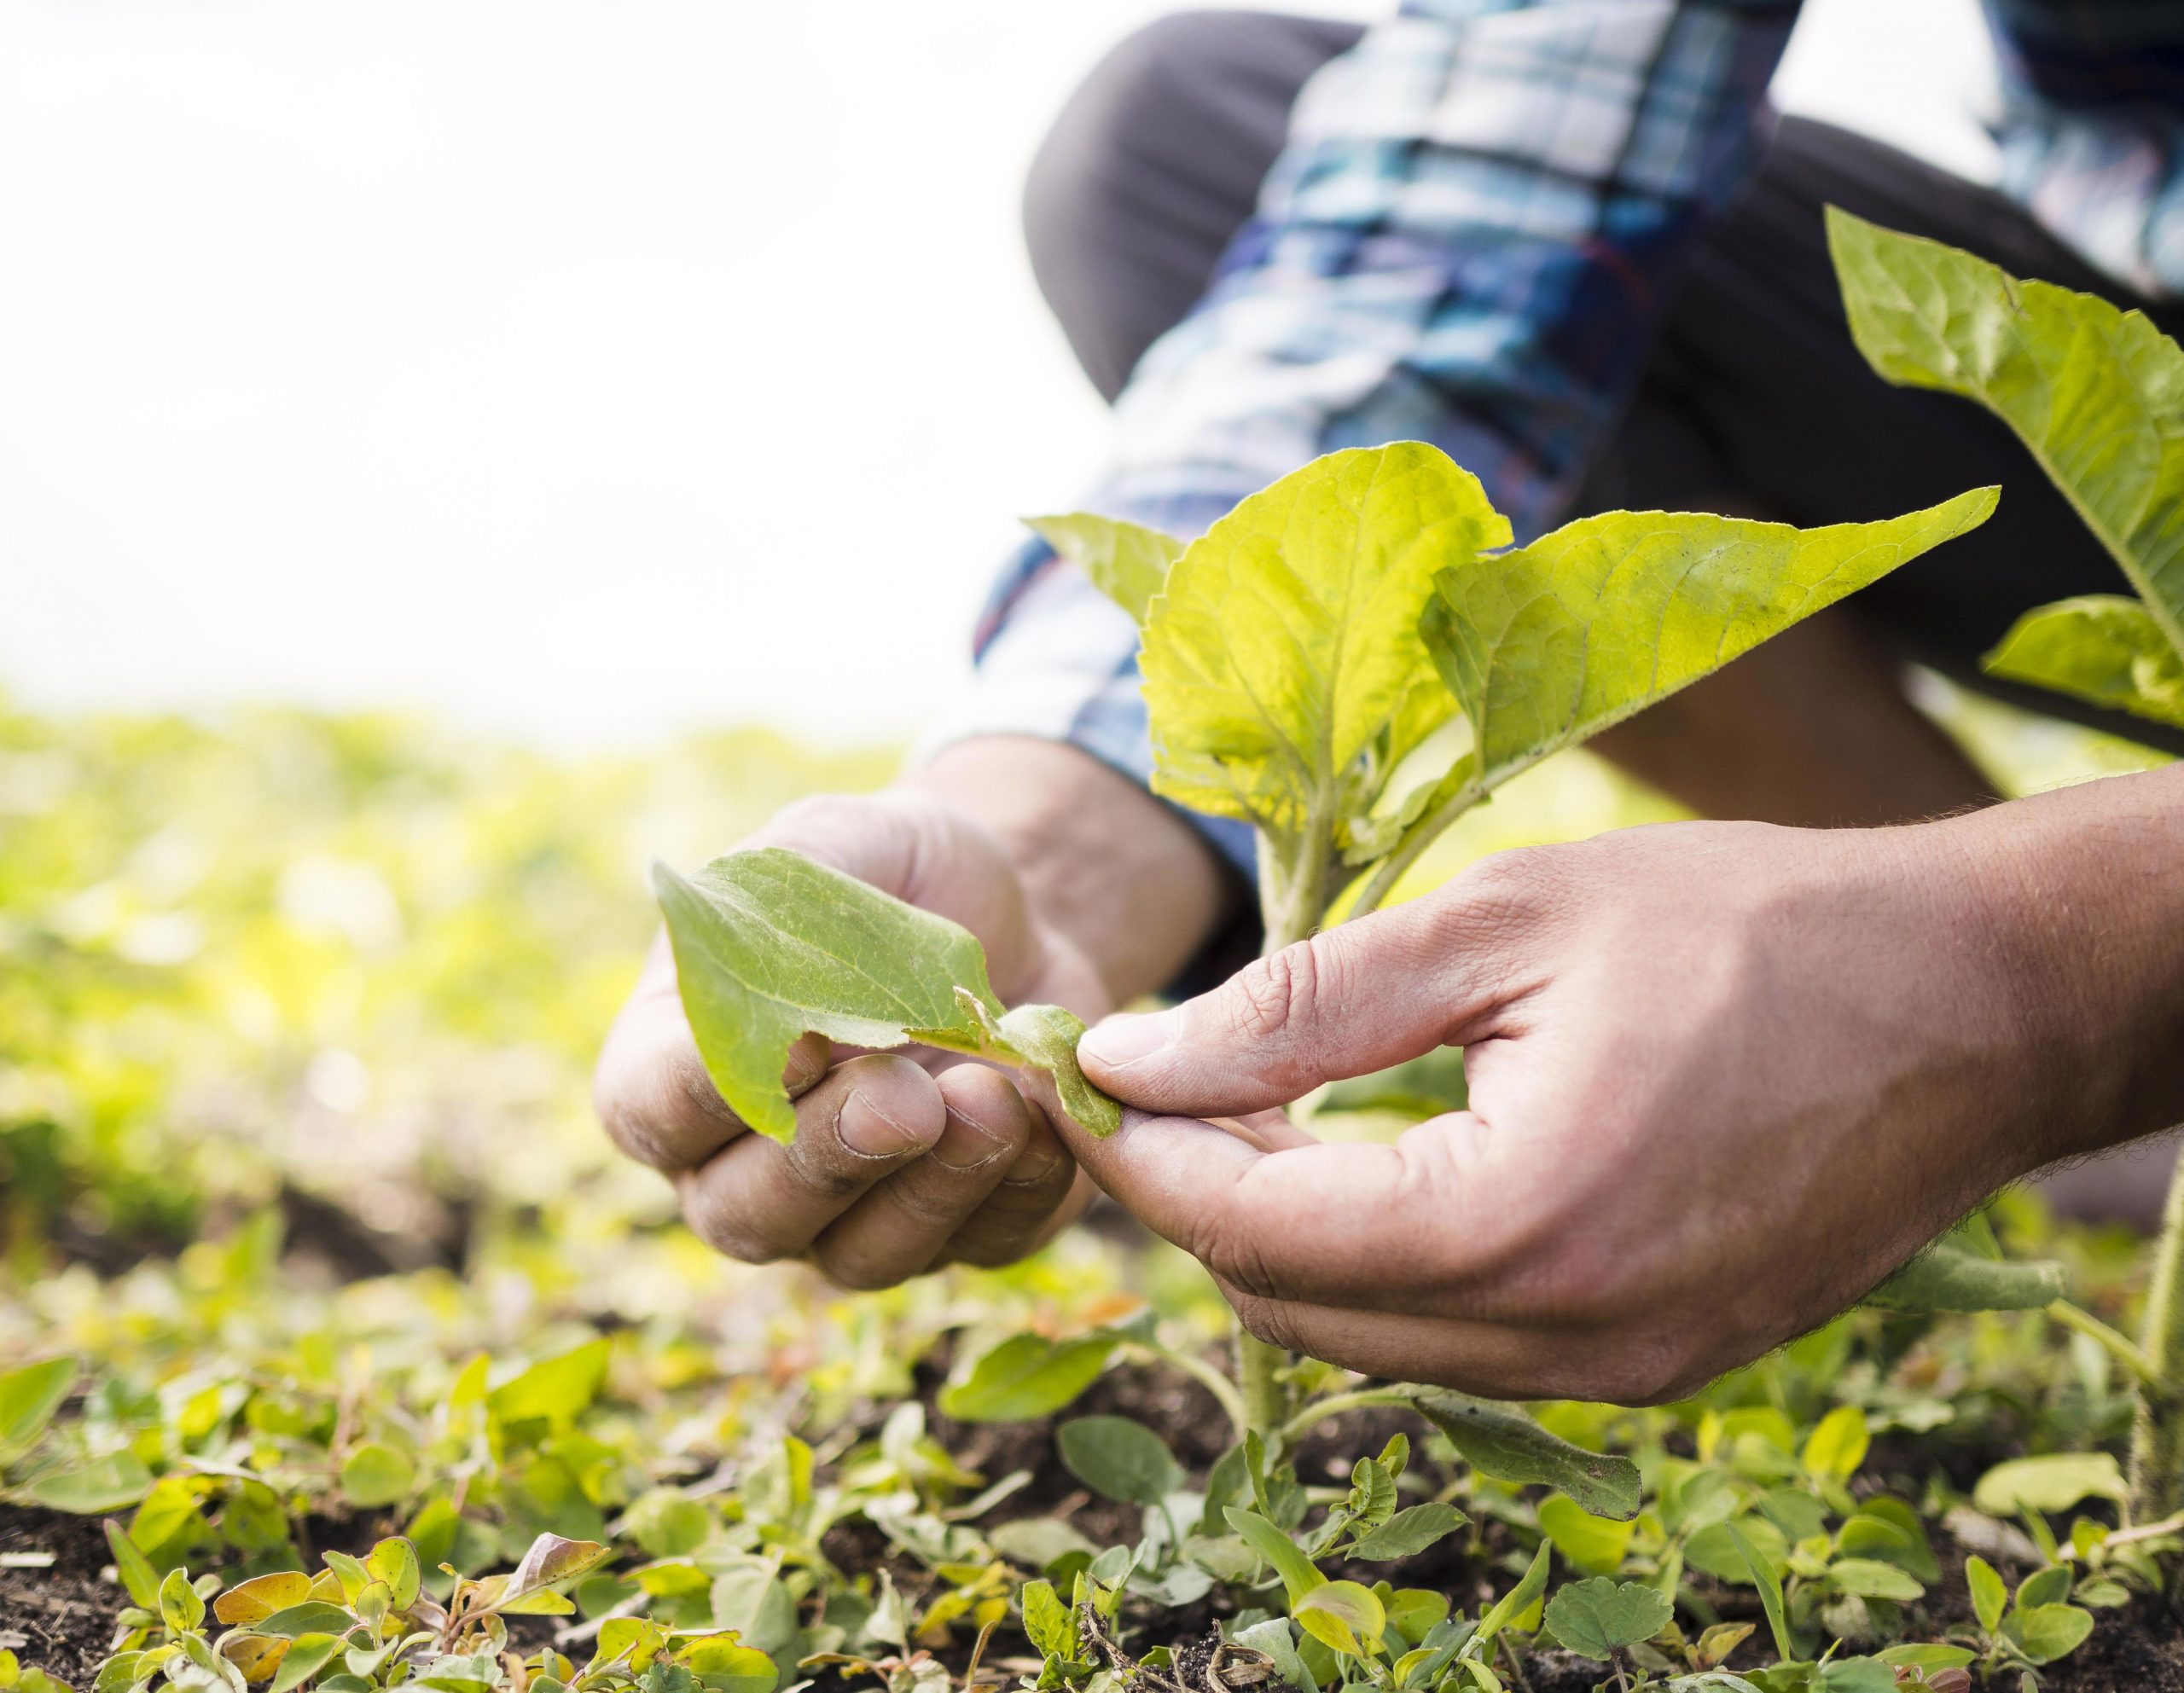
[932,1065,1032,1170]
[782,1031,830,1099]
[828,1053,945,1158]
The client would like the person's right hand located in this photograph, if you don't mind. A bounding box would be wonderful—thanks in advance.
[594,790,1103,1288]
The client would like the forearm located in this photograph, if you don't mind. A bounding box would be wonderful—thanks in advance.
[906,735,1234,1003]
[1966,762,2184,1161]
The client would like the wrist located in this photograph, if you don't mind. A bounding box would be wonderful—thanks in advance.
[903,736,1234,1001]
[1952,763,2184,1166]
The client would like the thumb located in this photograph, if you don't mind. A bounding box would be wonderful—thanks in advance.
[1077,892,1497,1118]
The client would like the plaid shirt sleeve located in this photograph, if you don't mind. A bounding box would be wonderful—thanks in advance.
[923,0,1799,879]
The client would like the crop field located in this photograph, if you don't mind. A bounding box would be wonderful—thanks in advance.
[3,223,2184,1693]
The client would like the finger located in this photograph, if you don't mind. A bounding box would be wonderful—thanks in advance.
[1060,1106,1534,1315]
[677,1053,945,1262]
[938,1104,1089,1269]
[809,1066,1034,1290]
[1217,1281,1713,1405]
[1076,880,1528,1118]
[595,937,830,1170]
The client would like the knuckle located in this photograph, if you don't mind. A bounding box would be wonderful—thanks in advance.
[1228,1292,1304,1356]
[1192,1205,1286,1303]
[1227,936,1334,1048]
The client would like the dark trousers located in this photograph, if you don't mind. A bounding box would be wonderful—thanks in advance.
[1021,10,2184,754]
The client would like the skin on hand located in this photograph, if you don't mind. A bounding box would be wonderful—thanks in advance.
[1070,765,2184,1403]
[593,737,1232,1288]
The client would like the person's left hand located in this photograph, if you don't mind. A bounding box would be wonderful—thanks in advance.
[1065,803,2153,1402]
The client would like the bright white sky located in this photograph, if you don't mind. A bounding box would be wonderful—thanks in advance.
[0,0,1997,749]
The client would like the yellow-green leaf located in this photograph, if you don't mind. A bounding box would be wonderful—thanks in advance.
[1293,1580,1385,1660]
[1027,513,1184,625]
[1830,206,2184,657]
[1422,491,1996,806]
[1139,443,1508,840]
[1988,594,2184,729]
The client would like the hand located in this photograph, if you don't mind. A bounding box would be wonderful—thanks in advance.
[595,788,1103,1287]
[1070,775,2184,1403]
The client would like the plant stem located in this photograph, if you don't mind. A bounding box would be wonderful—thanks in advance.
[1127,1342,1250,1441]
[1350,778,1483,919]
[1275,1387,1417,1449]
[2047,1299,2166,1389]
[1238,1329,1292,1445]
[2129,1150,2184,1520]
[1230,829,1336,1441]
[2105,1509,2184,1549]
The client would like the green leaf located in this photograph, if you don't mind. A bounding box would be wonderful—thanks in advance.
[1536,1495,1635,1576]
[505,1533,615,1602]
[1988,594,2184,728]
[256,1603,360,1640]
[338,1442,415,1510]
[1055,1416,1181,1506]
[1827,1559,1924,1602]
[1293,1580,1386,1660]
[2002,1603,2096,1665]
[656,849,1117,1143]
[1829,206,2184,656]
[213,1571,315,1626]
[1225,1507,1325,1609]
[1346,1502,1468,1562]
[1966,1555,2007,1635]
[677,1636,778,1693]
[992,1002,1120,1138]
[489,1340,611,1429]
[1972,1452,2126,1516]
[1877,1644,1977,1672]
[1420,491,1996,813]
[365,1539,421,1612]
[26,1452,151,1514]
[1813,1663,1896,1693]
[1541,1578,1671,1661]
[1476,1542,1550,1644]
[1137,443,1508,840]
[1800,1406,1870,1486]
[940,1332,1118,1423]
[0,1358,74,1455]
[103,1520,162,1611]
[1026,513,1184,625]
[1414,1392,1641,1520]
[1867,1231,2066,1314]
[270,1637,344,1693]
[1020,1579,1075,1660]
[1728,1523,1795,1664]
[2016,1565,2074,1609]
[158,1566,205,1634]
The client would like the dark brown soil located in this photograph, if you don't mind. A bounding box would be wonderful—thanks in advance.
[2,1505,125,1684]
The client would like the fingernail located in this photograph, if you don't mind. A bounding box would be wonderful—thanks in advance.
[838,1089,926,1157]
[1079,1011,1173,1072]
[930,1106,1011,1171]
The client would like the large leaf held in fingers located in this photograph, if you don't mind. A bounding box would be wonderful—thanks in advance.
[1028,513,1184,625]
[656,848,1118,1143]
[1423,491,1997,801]
[1830,206,2184,655]
[1140,444,1510,837]
[1414,1392,1641,1520]
[1988,594,2184,729]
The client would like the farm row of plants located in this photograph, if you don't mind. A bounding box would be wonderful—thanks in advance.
[3,219,2182,1690]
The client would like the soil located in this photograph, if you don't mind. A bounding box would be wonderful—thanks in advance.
[8,1377,2183,1692]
